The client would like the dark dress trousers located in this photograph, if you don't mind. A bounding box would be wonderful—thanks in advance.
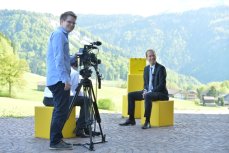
[128,62,169,119]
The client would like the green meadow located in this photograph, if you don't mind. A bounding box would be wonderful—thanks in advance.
[0,72,227,117]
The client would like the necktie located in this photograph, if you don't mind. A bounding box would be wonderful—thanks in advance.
[149,67,153,91]
[151,67,154,89]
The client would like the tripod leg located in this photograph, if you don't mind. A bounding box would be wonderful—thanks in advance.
[88,124,94,151]
[86,87,95,149]
[88,82,106,142]
[67,81,83,120]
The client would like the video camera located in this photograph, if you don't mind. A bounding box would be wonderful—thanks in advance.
[77,41,102,68]
[73,41,103,88]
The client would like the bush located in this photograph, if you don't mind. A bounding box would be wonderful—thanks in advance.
[98,98,114,110]
[217,97,224,106]
[194,99,201,105]
[120,82,127,88]
[0,91,10,97]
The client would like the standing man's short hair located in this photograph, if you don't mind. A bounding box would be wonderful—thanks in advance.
[60,11,77,21]
[145,49,156,57]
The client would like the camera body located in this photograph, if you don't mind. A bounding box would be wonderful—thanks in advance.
[75,41,102,79]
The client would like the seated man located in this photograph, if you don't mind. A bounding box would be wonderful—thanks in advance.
[119,49,169,129]
[43,86,54,106]
[43,56,99,137]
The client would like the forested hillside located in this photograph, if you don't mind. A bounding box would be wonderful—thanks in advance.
[0,9,205,90]
[78,6,229,83]
[0,10,128,80]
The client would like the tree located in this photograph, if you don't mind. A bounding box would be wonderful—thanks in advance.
[196,86,205,99]
[0,33,29,97]
[207,86,218,97]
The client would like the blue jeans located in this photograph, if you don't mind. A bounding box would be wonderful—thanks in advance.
[48,81,70,146]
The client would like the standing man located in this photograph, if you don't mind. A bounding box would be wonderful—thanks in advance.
[119,49,169,129]
[46,11,77,150]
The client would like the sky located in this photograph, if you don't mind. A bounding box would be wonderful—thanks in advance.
[0,0,228,16]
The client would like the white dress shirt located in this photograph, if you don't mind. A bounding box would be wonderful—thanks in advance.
[44,86,53,98]
[44,67,82,97]
[70,67,83,96]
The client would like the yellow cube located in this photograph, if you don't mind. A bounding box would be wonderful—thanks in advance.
[141,101,174,126]
[35,106,76,139]
[127,74,144,93]
[122,95,141,119]
[129,58,146,74]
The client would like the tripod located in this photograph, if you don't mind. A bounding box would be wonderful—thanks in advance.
[67,76,107,151]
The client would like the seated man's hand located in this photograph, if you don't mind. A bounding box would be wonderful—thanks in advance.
[142,89,147,99]
[64,82,71,91]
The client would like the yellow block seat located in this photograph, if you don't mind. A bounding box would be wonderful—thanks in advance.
[141,100,174,127]
[35,106,76,139]
[127,74,144,93]
[122,95,141,119]
[129,58,146,74]
[122,58,146,119]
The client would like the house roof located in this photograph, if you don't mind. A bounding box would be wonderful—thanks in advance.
[203,96,215,100]
[188,90,197,94]
[168,89,180,95]
[223,94,229,100]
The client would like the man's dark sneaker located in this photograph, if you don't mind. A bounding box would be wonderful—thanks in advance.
[119,119,136,126]
[49,140,73,150]
[61,140,72,146]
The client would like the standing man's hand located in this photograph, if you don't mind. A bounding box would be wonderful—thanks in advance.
[64,82,71,90]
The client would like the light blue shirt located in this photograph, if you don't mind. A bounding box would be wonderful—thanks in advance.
[46,27,71,86]
[148,65,155,91]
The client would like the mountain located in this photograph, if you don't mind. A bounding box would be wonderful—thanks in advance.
[0,10,128,80]
[0,9,202,90]
[77,6,229,83]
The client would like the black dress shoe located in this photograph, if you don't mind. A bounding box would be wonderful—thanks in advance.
[142,121,151,129]
[75,129,89,138]
[119,119,136,126]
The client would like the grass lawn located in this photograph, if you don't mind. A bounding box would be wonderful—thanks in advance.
[96,85,126,112]
[172,98,228,111]
[0,72,228,117]
[0,72,45,102]
[1,96,228,117]
[14,72,46,101]
[0,72,127,116]
[0,97,43,117]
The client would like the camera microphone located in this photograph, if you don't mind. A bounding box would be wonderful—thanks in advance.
[91,41,102,46]
[84,45,98,49]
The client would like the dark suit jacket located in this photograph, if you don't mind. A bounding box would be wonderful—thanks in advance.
[143,62,168,95]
